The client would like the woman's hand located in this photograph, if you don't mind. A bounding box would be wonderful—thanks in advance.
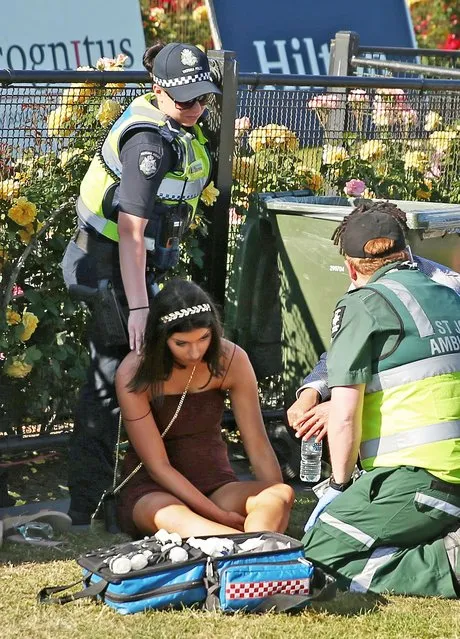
[218,509,245,531]
[128,307,149,354]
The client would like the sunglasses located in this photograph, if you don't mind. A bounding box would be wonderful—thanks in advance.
[166,92,210,110]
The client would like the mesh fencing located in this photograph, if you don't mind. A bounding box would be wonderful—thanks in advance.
[3,72,460,437]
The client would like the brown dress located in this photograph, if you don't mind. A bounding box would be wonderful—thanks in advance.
[117,388,238,537]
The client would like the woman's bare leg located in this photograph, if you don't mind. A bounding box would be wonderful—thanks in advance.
[132,491,241,537]
[209,481,295,533]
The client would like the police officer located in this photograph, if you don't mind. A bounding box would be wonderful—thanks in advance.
[301,207,460,597]
[61,42,221,525]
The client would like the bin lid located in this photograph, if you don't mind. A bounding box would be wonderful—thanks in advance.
[259,193,460,233]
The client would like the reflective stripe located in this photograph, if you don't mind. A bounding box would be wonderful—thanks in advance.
[360,420,460,459]
[77,197,110,235]
[374,278,434,337]
[319,512,375,548]
[415,492,460,517]
[156,177,204,201]
[349,546,399,593]
[129,104,166,123]
[366,353,460,393]
[101,140,122,176]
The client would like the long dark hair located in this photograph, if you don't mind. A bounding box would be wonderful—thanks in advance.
[128,278,224,398]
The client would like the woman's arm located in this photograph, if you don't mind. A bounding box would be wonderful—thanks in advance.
[226,346,283,483]
[115,356,241,527]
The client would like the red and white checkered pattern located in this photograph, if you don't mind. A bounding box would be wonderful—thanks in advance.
[226,578,311,600]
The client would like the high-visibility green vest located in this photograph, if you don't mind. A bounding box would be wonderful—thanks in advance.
[76,93,211,245]
[359,266,460,483]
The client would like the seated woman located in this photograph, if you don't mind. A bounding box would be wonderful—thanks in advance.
[115,278,294,538]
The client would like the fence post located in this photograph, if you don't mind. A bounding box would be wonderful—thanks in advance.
[324,31,360,194]
[196,49,238,313]
[328,30,360,76]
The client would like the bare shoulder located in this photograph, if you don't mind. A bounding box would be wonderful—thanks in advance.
[116,350,142,386]
[220,339,252,387]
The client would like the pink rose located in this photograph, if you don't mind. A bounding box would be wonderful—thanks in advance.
[344,179,366,197]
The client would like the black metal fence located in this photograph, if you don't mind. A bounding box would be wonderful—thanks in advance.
[2,34,460,450]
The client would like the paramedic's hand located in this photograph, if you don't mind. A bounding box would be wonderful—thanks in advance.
[128,308,149,354]
[304,487,341,533]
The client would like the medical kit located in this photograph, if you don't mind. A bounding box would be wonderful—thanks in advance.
[38,530,336,614]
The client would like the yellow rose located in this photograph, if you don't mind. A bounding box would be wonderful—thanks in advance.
[62,83,95,105]
[20,311,39,342]
[5,357,33,379]
[17,220,43,244]
[429,130,456,153]
[47,104,76,136]
[200,181,220,206]
[232,156,257,185]
[322,144,348,165]
[192,5,208,22]
[404,150,428,172]
[8,197,37,227]
[59,148,84,168]
[0,179,20,200]
[304,171,323,192]
[248,128,267,152]
[264,124,299,151]
[6,308,21,325]
[248,124,298,152]
[424,111,442,132]
[416,188,431,200]
[359,140,386,161]
[96,99,122,127]
[149,7,166,22]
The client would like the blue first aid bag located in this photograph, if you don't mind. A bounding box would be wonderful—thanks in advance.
[38,532,336,614]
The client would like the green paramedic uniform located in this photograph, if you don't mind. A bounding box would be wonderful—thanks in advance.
[302,262,460,597]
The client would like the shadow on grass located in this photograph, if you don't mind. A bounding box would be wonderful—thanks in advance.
[310,590,389,617]
[0,527,130,566]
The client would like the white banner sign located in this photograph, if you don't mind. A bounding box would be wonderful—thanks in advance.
[0,0,146,70]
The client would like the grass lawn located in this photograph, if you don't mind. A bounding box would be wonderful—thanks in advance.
[1,494,459,639]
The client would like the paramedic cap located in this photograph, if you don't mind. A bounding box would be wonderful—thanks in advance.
[152,43,222,101]
[341,209,407,258]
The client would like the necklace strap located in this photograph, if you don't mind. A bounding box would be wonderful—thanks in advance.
[111,364,196,496]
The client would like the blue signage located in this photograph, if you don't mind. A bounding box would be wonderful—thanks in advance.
[207,0,416,74]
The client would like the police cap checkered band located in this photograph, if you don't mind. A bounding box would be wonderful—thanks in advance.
[153,42,221,102]
[161,303,212,324]
[342,210,406,258]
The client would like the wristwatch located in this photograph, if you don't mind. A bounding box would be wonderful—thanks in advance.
[329,476,353,492]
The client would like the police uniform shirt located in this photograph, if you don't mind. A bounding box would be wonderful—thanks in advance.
[117,129,176,219]
[327,262,406,388]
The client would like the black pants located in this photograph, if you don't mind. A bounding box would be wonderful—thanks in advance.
[61,234,129,518]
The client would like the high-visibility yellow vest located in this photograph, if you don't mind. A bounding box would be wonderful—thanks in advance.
[76,93,211,245]
[359,267,460,483]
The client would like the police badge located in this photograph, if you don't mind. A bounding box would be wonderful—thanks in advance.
[139,149,162,178]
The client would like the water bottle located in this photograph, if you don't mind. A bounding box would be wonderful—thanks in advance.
[300,436,322,482]
[16,521,54,541]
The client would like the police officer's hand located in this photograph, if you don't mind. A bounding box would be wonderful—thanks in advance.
[294,401,330,443]
[128,308,149,354]
[303,487,341,533]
